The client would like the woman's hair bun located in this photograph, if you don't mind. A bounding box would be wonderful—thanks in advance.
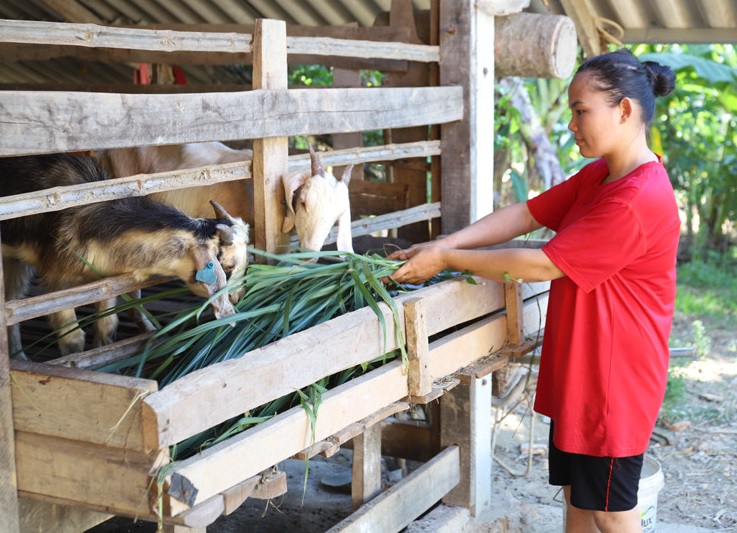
[643,61,676,98]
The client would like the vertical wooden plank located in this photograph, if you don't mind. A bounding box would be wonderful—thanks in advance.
[252,19,289,255]
[0,227,20,533]
[351,422,383,510]
[438,0,496,234]
[439,376,492,516]
[404,297,432,399]
[504,282,524,345]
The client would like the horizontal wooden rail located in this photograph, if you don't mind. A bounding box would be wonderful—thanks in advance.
[0,20,439,62]
[4,274,171,327]
[0,141,441,220]
[142,276,505,450]
[1,86,461,156]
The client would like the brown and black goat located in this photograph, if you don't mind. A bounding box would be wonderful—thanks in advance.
[0,153,248,358]
[96,142,354,254]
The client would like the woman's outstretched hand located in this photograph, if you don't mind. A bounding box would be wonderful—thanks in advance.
[387,241,448,285]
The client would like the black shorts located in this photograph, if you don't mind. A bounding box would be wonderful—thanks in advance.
[548,422,643,512]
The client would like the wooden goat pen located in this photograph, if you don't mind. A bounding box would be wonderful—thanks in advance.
[0,3,571,531]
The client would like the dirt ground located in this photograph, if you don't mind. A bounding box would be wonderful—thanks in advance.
[90,309,736,532]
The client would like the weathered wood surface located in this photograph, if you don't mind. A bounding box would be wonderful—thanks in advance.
[328,445,460,532]
[438,0,495,234]
[4,274,168,326]
[166,361,409,513]
[142,276,503,450]
[10,360,157,450]
[15,431,164,517]
[0,86,462,156]
[251,19,290,256]
[0,19,438,62]
[0,141,441,221]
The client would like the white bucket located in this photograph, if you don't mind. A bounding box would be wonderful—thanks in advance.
[561,455,665,532]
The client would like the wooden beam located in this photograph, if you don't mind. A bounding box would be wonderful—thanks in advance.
[165,361,409,514]
[404,297,432,400]
[0,86,462,156]
[351,422,383,509]
[0,225,20,532]
[251,19,289,256]
[439,0,495,234]
[504,282,524,345]
[142,276,502,450]
[327,445,460,532]
[10,360,157,451]
[439,377,492,516]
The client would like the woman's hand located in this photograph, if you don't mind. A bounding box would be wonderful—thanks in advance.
[388,241,448,285]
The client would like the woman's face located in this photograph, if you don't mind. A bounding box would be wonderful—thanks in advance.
[567,72,624,159]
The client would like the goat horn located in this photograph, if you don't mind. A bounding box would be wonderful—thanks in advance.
[210,199,235,222]
[309,144,325,177]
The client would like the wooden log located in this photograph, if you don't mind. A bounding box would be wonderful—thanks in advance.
[327,445,460,532]
[0,86,462,156]
[495,13,577,79]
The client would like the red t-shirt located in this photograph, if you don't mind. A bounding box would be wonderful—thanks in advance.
[527,157,680,457]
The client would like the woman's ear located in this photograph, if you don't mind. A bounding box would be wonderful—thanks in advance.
[619,97,634,123]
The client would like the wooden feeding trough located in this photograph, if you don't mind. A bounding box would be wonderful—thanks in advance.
[0,3,574,531]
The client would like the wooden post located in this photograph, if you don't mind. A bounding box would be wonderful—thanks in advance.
[504,282,524,345]
[351,422,383,510]
[404,298,432,400]
[252,19,289,256]
[439,375,492,516]
[0,227,20,533]
[439,0,496,234]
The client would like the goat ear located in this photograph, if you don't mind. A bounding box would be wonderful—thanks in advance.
[217,223,235,246]
[340,164,355,187]
[281,170,309,233]
[309,144,325,177]
[210,199,237,223]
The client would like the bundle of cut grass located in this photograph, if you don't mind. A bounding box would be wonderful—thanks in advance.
[100,249,413,385]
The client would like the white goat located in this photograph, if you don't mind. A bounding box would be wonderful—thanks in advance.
[96,142,354,254]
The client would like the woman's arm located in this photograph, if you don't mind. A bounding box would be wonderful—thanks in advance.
[388,202,563,285]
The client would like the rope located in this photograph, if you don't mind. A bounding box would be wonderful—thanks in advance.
[594,16,625,46]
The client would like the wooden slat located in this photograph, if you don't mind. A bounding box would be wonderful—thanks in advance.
[142,276,504,450]
[0,20,438,62]
[405,298,431,399]
[0,86,462,156]
[0,141,440,222]
[426,313,508,382]
[10,360,157,451]
[327,445,460,532]
[165,361,409,513]
[4,274,169,326]
[15,431,164,517]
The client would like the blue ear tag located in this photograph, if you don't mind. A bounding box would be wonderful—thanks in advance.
[195,261,218,285]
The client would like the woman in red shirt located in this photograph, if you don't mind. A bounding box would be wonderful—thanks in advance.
[389,49,679,532]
